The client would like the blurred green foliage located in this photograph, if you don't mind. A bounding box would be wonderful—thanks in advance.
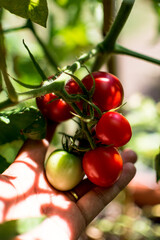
[0,1,160,240]
[0,216,46,240]
[125,94,160,168]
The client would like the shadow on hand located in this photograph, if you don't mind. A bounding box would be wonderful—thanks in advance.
[0,139,85,239]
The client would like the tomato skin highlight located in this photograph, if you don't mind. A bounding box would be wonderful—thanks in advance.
[36,93,73,123]
[96,111,132,147]
[45,150,84,191]
[82,147,123,187]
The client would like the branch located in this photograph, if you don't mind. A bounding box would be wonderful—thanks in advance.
[99,0,135,52]
[92,0,135,71]
[0,47,99,111]
[114,44,160,65]
[0,21,18,103]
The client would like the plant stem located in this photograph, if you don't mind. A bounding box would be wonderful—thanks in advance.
[0,47,98,110]
[0,20,59,70]
[0,99,16,110]
[27,20,59,70]
[102,0,115,36]
[114,44,160,65]
[81,121,96,150]
[17,47,99,100]
[67,47,99,73]
[99,0,135,52]
[0,25,28,33]
[70,103,96,150]
[0,21,18,103]
[91,0,114,72]
[92,0,135,71]
[70,103,83,116]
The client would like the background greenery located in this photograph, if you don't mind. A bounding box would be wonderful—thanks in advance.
[0,0,160,239]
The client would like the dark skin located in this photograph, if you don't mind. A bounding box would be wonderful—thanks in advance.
[0,123,137,240]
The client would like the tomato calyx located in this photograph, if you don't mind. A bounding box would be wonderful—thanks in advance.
[60,124,94,157]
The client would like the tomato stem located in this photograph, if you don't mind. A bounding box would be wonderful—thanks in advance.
[114,44,160,65]
[0,22,18,103]
[81,121,96,150]
[99,0,135,52]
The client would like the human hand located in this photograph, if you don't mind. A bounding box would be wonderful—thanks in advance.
[0,123,137,240]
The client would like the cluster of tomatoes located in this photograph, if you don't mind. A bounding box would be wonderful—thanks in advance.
[36,71,132,191]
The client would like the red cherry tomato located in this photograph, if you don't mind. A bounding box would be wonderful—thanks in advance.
[82,146,123,187]
[96,111,132,147]
[65,78,81,95]
[82,72,124,111]
[36,93,73,123]
[65,78,83,111]
[65,72,124,112]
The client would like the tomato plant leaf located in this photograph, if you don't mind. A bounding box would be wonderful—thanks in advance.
[155,149,160,182]
[0,155,10,173]
[0,216,46,240]
[0,107,46,144]
[0,140,23,168]
[0,0,48,27]
[22,113,46,140]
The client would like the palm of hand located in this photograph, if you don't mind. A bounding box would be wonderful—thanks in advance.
[0,139,136,240]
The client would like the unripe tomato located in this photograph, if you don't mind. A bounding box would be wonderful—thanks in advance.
[45,150,84,191]
[36,93,73,123]
[96,111,132,147]
[82,146,123,187]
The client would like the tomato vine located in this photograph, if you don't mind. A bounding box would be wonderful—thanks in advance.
[0,0,159,111]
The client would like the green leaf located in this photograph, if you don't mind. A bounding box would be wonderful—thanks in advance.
[155,149,160,182]
[22,113,46,140]
[0,0,48,27]
[0,140,23,166]
[0,107,46,144]
[0,155,10,173]
[0,216,46,240]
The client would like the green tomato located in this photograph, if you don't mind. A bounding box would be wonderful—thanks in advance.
[45,150,84,191]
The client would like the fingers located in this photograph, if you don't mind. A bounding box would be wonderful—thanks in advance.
[76,161,136,225]
[2,121,58,178]
[67,149,137,202]
[66,178,95,202]
[121,148,137,164]
[1,139,49,198]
